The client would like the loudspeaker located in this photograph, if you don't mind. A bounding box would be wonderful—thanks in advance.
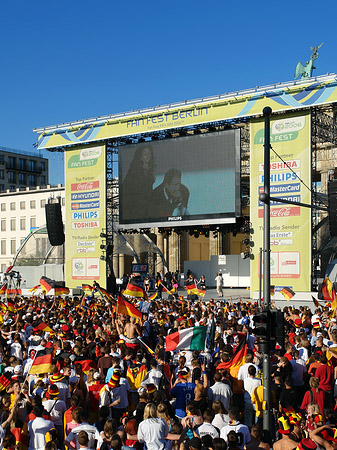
[45,203,65,246]
[328,180,337,237]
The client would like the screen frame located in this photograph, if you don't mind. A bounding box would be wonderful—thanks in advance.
[118,129,241,229]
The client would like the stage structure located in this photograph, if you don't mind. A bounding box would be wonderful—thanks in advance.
[34,74,337,292]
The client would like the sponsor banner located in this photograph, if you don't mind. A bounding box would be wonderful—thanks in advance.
[72,211,99,220]
[36,75,337,149]
[250,111,311,293]
[65,144,106,287]
[259,183,301,194]
[258,195,300,207]
[71,191,100,200]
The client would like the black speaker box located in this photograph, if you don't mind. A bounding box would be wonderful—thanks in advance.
[45,203,65,246]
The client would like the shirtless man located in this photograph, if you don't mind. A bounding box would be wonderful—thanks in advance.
[116,317,140,344]
[310,424,337,450]
[273,417,298,450]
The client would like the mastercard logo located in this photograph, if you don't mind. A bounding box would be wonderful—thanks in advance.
[72,203,80,210]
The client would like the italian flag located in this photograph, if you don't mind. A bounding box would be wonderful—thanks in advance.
[165,326,207,352]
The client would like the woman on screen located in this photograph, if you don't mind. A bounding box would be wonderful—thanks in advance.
[121,145,155,221]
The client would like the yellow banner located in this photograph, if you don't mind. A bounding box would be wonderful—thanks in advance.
[36,75,337,149]
[65,144,106,288]
[250,111,311,294]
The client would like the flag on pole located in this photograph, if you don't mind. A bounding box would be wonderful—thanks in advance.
[29,285,40,293]
[116,295,142,321]
[82,284,93,295]
[280,287,295,301]
[165,326,207,352]
[149,292,158,300]
[40,277,69,295]
[124,281,146,298]
[186,282,198,296]
[160,282,175,295]
[319,277,334,301]
[312,296,320,308]
[0,282,7,295]
[216,334,248,371]
[29,346,54,374]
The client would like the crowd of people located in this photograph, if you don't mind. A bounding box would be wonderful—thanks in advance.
[0,286,336,450]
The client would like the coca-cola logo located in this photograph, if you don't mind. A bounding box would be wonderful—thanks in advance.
[71,180,99,192]
[258,206,300,218]
[77,182,94,191]
[270,207,292,217]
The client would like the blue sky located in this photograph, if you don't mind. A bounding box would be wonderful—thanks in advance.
[1,0,336,185]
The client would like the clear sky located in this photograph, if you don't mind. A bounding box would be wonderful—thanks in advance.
[1,0,336,185]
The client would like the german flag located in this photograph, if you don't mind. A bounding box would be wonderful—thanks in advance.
[33,321,53,333]
[280,287,295,301]
[97,286,113,300]
[53,287,70,296]
[312,295,320,308]
[0,372,12,392]
[270,285,275,296]
[7,301,16,313]
[149,292,158,300]
[74,356,97,374]
[29,285,40,293]
[216,334,248,390]
[117,295,142,321]
[318,277,335,301]
[29,346,54,374]
[82,284,93,295]
[124,281,146,298]
[160,282,174,295]
[196,288,206,297]
[40,277,69,295]
[126,362,147,390]
[186,282,198,295]
[0,282,7,295]
[40,277,53,293]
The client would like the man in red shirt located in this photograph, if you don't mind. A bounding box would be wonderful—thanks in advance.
[315,354,333,408]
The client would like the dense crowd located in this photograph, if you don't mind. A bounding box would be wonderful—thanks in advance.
[0,286,337,450]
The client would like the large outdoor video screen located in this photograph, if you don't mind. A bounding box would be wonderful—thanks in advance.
[118,129,241,228]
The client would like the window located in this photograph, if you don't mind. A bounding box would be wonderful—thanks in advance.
[10,202,15,211]
[18,173,26,184]
[0,155,4,164]
[9,186,15,192]
[0,170,4,180]
[40,161,46,171]
[1,220,5,232]
[0,264,6,273]
[40,199,46,208]
[40,175,46,185]
[62,198,65,206]
[0,204,5,212]
[30,200,36,209]
[20,218,26,230]
[0,185,4,192]
[10,239,16,254]
[19,159,25,170]
[8,156,15,169]
[20,201,25,210]
[8,172,15,183]
[30,217,36,228]
[29,174,36,186]
[10,218,16,231]
[29,160,36,172]
[0,241,5,256]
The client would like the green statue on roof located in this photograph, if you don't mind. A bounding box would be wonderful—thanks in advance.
[294,43,324,79]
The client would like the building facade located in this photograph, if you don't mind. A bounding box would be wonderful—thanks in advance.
[0,185,65,272]
[0,146,48,192]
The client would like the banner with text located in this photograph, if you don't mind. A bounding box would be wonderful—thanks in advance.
[36,76,337,149]
[250,111,311,294]
[65,144,106,288]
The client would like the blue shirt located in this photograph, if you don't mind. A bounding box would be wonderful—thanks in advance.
[170,382,196,418]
